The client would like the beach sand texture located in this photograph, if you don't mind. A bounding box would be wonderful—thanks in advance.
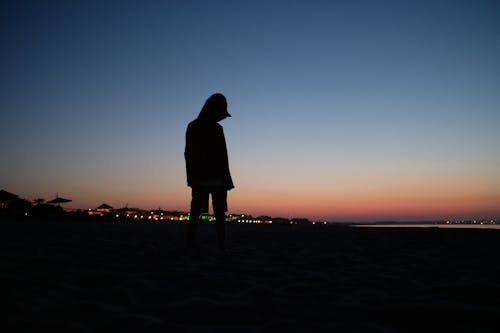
[2,220,500,332]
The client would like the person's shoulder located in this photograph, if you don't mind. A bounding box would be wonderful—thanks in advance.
[213,123,224,133]
[187,119,200,129]
[188,119,221,131]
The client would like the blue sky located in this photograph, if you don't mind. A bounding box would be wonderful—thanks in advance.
[1,0,499,220]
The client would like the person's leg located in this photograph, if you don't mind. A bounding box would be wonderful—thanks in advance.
[187,187,208,248]
[186,210,200,249]
[214,210,225,251]
[212,189,228,251]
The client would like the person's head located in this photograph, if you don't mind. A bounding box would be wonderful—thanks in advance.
[198,93,231,122]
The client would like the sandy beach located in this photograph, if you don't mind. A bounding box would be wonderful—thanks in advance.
[2,219,500,332]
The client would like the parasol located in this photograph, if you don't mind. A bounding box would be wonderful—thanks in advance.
[47,195,72,205]
[97,203,113,210]
[0,189,19,201]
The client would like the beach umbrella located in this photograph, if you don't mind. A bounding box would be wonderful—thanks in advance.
[0,189,18,201]
[0,189,19,209]
[97,203,113,209]
[47,196,72,205]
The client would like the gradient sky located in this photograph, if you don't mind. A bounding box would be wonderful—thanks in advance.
[1,0,499,221]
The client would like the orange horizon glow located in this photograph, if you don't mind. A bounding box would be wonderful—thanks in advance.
[5,153,499,222]
[14,185,497,222]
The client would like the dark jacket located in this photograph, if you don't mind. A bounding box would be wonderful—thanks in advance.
[185,117,234,190]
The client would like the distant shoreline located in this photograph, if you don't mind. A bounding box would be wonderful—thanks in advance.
[352,223,500,229]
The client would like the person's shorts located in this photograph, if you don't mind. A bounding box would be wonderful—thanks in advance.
[191,186,228,213]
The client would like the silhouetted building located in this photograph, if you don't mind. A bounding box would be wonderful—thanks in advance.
[0,189,18,209]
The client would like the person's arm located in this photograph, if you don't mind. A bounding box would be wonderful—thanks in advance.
[184,125,193,187]
[220,127,234,190]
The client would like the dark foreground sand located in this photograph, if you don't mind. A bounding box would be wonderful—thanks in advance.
[2,220,500,332]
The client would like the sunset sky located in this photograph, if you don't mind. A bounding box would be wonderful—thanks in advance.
[2,0,499,221]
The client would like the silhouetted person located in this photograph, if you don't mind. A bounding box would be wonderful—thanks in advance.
[185,93,234,251]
